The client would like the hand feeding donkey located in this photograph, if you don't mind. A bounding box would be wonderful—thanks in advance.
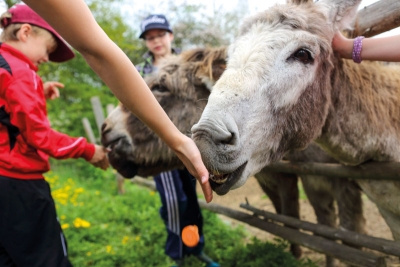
[191,0,400,246]
[101,47,365,265]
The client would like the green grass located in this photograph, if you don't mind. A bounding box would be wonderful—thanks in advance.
[47,159,317,267]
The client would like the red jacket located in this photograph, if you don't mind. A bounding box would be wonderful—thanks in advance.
[0,43,95,180]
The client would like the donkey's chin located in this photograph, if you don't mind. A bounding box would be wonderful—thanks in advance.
[209,162,248,195]
[109,158,139,178]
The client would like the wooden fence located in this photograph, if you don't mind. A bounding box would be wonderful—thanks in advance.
[131,177,399,267]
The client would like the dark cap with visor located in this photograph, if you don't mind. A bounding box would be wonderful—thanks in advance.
[139,14,173,39]
[1,4,75,62]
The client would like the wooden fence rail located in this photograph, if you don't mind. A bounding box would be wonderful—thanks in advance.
[353,0,400,37]
[240,203,400,257]
[198,200,386,267]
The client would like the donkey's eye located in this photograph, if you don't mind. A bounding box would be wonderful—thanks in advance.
[293,49,313,64]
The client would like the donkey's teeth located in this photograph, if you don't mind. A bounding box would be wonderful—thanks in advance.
[210,173,228,184]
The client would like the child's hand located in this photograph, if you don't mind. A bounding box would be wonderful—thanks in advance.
[173,135,213,203]
[89,145,110,170]
[43,81,64,100]
[331,31,353,59]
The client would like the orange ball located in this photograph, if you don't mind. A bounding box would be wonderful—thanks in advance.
[181,225,200,247]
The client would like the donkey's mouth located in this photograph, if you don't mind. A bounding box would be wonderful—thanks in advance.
[209,161,247,195]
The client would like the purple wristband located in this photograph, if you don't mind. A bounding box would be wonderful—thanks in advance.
[352,36,364,64]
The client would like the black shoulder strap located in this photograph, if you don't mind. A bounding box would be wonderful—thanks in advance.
[0,106,20,150]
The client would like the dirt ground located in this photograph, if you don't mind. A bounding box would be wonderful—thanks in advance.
[199,177,400,267]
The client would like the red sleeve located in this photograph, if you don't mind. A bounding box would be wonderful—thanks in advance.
[6,69,95,161]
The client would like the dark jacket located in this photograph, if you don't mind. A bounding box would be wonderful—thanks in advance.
[135,48,181,77]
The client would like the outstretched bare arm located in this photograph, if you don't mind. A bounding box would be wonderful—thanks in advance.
[23,0,213,202]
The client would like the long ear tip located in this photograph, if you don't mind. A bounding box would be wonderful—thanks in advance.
[317,0,361,31]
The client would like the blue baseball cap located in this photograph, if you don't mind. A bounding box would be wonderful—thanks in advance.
[139,14,173,39]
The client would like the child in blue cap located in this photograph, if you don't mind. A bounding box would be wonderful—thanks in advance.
[136,14,220,267]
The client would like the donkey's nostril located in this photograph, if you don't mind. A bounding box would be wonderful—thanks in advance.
[191,115,238,148]
[220,133,235,146]
[101,123,110,136]
[101,122,107,132]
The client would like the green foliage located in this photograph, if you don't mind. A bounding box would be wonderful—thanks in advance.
[3,0,19,8]
[39,0,141,138]
[47,163,317,267]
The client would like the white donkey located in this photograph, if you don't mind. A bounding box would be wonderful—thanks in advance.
[192,0,400,241]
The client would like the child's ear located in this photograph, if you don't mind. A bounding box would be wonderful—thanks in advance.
[17,24,33,42]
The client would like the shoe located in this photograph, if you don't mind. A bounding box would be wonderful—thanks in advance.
[206,262,220,267]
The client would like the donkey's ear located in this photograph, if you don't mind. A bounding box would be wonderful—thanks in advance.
[316,0,361,31]
[182,48,206,63]
[211,60,226,83]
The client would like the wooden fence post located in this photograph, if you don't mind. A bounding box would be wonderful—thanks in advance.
[82,97,125,194]
[104,103,126,195]
[90,96,105,137]
[82,118,96,144]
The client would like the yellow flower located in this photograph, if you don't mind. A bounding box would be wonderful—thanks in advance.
[150,191,155,196]
[106,245,113,253]
[81,220,91,228]
[73,218,91,228]
[95,191,100,195]
[87,252,92,256]
[61,223,69,230]
[122,236,129,245]
[60,215,66,220]
[135,236,141,241]
[75,188,84,193]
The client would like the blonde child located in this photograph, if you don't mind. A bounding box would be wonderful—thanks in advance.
[0,4,108,266]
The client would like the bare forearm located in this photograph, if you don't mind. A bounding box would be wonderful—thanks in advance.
[361,35,400,62]
[332,31,400,62]
[23,0,213,202]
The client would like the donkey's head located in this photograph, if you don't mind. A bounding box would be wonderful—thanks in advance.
[192,0,361,194]
[101,47,226,178]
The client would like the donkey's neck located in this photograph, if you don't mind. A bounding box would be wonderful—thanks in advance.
[316,59,400,165]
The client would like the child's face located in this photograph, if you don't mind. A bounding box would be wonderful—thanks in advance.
[144,29,174,58]
[24,29,57,66]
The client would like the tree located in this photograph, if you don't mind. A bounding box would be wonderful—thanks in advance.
[128,0,248,50]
